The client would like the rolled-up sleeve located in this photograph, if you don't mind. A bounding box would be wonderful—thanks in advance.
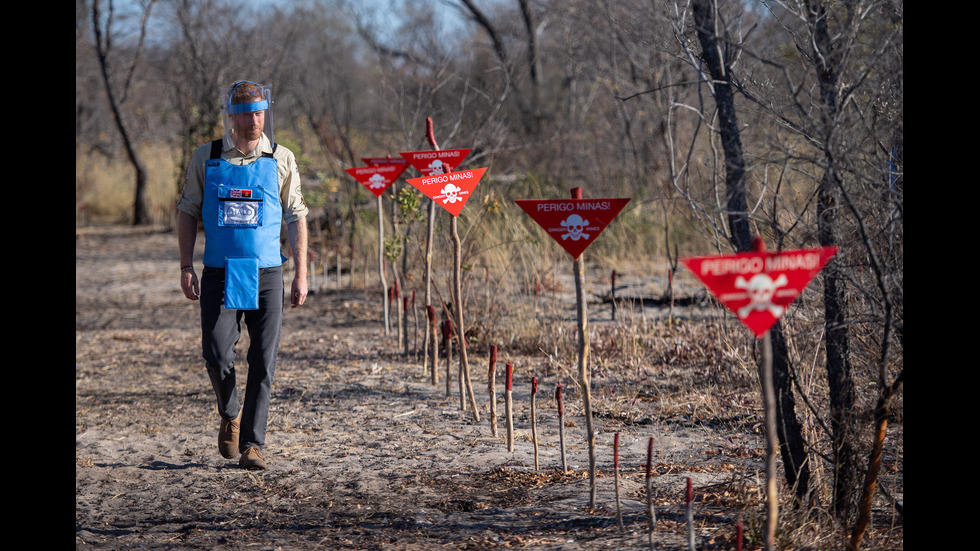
[277,147,309,224]
[176,144,209,220]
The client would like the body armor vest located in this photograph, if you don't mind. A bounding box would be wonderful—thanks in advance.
[201,140,285,308]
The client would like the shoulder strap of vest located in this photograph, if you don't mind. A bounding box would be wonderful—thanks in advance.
[262,143,277,159]
[209,139,223,160]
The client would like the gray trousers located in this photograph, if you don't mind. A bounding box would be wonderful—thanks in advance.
[201,266,284,452]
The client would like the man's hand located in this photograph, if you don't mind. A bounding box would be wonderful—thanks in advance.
[181,268,200,300]
[291,275,308,308]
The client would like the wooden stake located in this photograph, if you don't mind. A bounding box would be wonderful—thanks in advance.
[412,290,418,362]
[611,269,617,321]
[760,331,778,551]
[427,305,438,385]
[505,362,514,453]
[488,345,498,437]
[531,376,539,471]
[443,318,453,397]
[402,294,409,356]
[394,279,404,347]
[422,117,438,381]
[556,384,567,474]
[614,432,624,531]
[646,437,656,550]
[451,213,480,421]
[377,195,390,336]
[686,477,695,551]
[571,187,597,508]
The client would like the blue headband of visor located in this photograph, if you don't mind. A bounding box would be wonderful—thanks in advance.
[227,100,269,114]
[226,81,269,114]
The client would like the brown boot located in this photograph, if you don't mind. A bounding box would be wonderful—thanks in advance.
[239,447,267,470]
[218,409,242,459]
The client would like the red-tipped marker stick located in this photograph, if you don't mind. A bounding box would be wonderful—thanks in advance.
[426,117,438,148]
[505,362,514,453]
[614,432,624,531]
[443,318,453,397]
[412,290,418,362]
[488,346,498,437]
[686,477,695,551]
[531,376,539,470]
[646,437,656,550]
[427,305,438,385]
[402,295,410,357]
[556,384,567,473]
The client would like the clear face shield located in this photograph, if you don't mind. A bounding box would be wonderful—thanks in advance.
[221,80,274,147]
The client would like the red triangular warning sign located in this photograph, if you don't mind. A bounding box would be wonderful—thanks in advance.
[405,167,487,217]
[399,149,472,176]
[361,156,409,180]
[345,164,403,197]
[680,246,838,337]
[515,198,630,259]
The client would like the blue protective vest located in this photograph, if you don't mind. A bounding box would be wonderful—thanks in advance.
[201,141,286,308]
[202,141,286,268]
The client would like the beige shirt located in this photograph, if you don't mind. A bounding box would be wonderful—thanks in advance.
[177,133,308,225]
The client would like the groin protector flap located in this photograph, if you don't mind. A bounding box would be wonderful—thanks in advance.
[224,257,259,310]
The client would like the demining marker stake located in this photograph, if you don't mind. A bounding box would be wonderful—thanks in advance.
[646,437,656,550]
[412,290,418,362]
[556,384,567,474]
[761,330,777,551]
[488,346,498,437]
[422,118,438,381]
[614,432,624,531]
[377,193,390,336]
[450,196,479,421]
[570,187,597,508]
[531,377,539,471]
[505,362,514,453]
[686,477,695,551]
[443,318,453,397]
[427,305,438,385]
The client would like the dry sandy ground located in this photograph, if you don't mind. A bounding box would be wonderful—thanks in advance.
[76,225,898,550]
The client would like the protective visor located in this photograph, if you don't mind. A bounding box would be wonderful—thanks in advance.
[221,80,274,146]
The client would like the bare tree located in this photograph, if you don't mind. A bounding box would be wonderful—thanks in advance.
[737,0,904,529]
[664,0,815,508]
[91,0,156,225]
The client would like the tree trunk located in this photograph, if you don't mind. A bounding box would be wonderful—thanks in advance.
[692,0,751,251]
[809,0,859,521]
[693,0,811,502]
[771,323,812,504]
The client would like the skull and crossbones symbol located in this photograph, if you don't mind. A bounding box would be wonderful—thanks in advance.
[440,183,462,204]
[735,273,788,318]
[560,214,590,241]
[427,160,446,174]
[368,174,387,189]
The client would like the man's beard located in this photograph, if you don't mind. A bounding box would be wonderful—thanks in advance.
[240,126,262,140]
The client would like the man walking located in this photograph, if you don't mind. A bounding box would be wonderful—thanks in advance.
[177,80,309,470]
